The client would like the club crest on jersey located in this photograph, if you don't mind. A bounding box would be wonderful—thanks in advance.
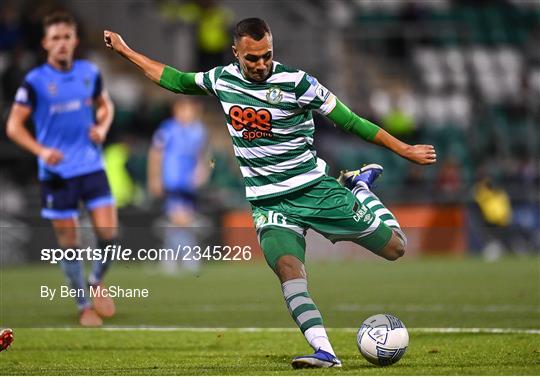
[48,82,57,96]
[266,87,282,105]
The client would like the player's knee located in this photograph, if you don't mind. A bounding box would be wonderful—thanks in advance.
[380,232,406,261]
[95,227,118,240]
[55,230,79,249]
[274,255,306,282]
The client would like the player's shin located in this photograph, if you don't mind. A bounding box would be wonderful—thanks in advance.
[59,250,91,310]
[281,278,336,356]
[88,238,118,285]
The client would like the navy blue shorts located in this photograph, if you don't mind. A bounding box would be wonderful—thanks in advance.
[40,170,115,219]
[164,190,196,214]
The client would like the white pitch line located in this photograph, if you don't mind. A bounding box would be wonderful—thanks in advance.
[31,327,540,334]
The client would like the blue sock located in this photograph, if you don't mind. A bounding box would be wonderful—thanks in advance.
[88,238,117,285]
[163,227,199,273]
[59,249,90,310]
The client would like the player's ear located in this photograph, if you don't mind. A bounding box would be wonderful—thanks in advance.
[232,45,238,60]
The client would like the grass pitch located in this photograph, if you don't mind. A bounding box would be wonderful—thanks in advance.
[1,256,539,374]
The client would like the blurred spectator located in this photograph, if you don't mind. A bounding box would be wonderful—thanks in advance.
[1,46,34,101]
[0,3,22,51]
[159,0,233,70]
[473,177,513,260]
[436,157,462,195]
[148,98,210,274]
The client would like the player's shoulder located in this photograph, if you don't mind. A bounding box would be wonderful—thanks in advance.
[157,118,176,132]
[24,64,48,84]
[215,63,239,78]
[271,61,308,85]
[274,61,302,75]
[74,59,101,75]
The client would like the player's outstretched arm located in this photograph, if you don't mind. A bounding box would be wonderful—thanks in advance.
[103,30,206,95]
[6,104,63,165]
[327,99,436,165]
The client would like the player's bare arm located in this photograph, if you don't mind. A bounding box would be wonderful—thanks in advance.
[327,99,436,165]
[104,30,165,84]
[89,89,115,144]
[147,145,164,198]
[372,129,436,165]
[6,103,63,165]
[104,30,205,95]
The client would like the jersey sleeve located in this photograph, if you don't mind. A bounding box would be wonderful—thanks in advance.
[295,73,337,115]
[194,66,224,97]
[92,72,103,99]
[14,80,37,109]
[160,66,207,95]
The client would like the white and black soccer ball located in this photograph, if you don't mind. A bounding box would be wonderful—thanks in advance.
[357,313,409,366]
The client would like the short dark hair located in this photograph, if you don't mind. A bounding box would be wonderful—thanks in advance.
[233,18,271,43]
[43,10,77,34]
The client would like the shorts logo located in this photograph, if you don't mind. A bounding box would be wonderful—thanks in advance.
[254,210,287,229]
[353,204,372,224]
[255,214,267,228]
[46,194,54,209]
[228,105,273,141]
[266,86,282,104]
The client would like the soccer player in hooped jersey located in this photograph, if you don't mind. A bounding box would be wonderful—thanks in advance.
[105,18,436,367]
[6,11,117,327]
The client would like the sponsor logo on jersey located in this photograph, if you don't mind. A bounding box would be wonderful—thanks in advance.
[228,105,273,141]
[266,86,283,105]
[316,85,330,101]
[306,74,318,86]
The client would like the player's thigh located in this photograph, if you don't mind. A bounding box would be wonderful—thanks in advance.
[303,182,394,254]
[51,217,81,248]
[89,205,118,240]
[258,226,307,277]
[81,170,117,239]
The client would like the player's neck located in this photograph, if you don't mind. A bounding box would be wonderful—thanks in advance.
[47,57,74,72]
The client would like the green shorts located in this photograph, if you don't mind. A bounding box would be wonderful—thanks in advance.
[250,176,393,269]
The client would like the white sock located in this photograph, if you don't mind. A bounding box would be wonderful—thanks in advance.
[304,326,336,355]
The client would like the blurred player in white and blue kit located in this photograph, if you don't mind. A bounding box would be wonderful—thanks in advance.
[148,98,210,274]
[6,11,117,326]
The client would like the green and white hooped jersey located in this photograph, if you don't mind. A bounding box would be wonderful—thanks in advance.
[194,61,337,201]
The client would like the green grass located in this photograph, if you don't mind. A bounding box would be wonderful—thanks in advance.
[1,257,539,374]
[1,329,539,375]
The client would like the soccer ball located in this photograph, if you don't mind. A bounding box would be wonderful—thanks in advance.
[357,314,409,366]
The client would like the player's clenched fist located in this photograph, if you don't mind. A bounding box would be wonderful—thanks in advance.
[39,147,64,165]
[104,30,129,55]
[89,125,107,144]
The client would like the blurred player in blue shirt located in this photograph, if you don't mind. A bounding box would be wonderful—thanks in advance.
[6,11,116,326]
[148,98,209,274]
